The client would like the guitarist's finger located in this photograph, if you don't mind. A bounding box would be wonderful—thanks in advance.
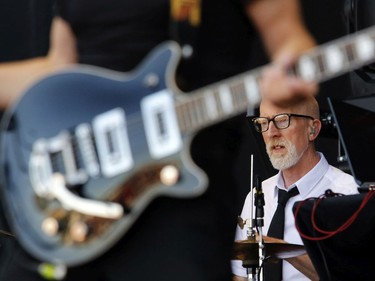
[274,51,299,70]
[263,51,319,103]
[287,77,319,97]
[259,63,297,103]
[259,64,318,107]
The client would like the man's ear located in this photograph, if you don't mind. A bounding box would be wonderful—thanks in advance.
[309,119,321,140]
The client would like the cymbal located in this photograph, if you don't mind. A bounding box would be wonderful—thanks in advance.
[232,236,306,262]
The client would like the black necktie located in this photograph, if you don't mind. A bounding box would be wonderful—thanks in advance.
[264,186,299,281]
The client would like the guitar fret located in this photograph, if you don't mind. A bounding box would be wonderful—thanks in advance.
[325,45,345,73]
[297,54,318,81]
[185,98,197,127]
[345,43,356,63]
[316,53,326,75]
[191,95,205,126]
[231,82,247,113]
[182,101,194,131]
[354,34,375,62]
[213,88,225,117]
[218,84,233,114]
[203,90,219,120]
[194,96,205,125]
[316,45,345,79]
[175,104,184,132]
[176,99,194,133]
[244,74,261,106]
[190,98,203,129]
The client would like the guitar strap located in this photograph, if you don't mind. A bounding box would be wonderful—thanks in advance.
[170,0,201,59]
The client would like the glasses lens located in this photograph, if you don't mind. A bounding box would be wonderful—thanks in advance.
[253,117,269,132]
[274,114,290,129]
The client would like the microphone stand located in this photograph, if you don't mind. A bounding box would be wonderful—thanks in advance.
[254,175,265,280]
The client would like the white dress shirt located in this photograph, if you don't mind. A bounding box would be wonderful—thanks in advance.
[231,152,359,280]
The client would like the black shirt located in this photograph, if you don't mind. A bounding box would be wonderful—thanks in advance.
[55,0,259,90]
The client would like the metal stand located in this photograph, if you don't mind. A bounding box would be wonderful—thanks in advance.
[241,156,265,281]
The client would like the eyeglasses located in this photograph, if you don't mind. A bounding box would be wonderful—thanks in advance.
[251,113,315,132]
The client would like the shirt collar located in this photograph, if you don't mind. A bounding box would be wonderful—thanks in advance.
[273,152,329,198]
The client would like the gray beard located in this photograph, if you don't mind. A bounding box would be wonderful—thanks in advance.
[266,140,301,170]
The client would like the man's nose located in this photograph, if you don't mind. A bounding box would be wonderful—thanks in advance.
[266,121,280,136]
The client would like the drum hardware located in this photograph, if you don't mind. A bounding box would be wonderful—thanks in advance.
[232,236,306,262]
[234,155,306,280]
[237,155,265,281]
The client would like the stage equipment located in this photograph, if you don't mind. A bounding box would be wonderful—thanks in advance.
[294,191,375,281]
[293,94,375,280]
[233,156,306,280]
[232,237,306,262]
[327,95,375,189]
[344,0,375,97]
[236,155,265,281]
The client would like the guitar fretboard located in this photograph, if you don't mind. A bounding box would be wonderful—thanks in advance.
[175,25,375,134]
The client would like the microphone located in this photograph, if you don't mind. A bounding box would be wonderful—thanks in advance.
[254,175,264,228]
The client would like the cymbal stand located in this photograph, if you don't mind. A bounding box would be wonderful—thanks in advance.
[244,219,258,280]
[243,155,261,281]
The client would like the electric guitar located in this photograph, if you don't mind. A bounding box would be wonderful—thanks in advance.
[1,25,374,267]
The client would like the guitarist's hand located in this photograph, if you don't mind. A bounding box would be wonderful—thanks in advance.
[259,52,319,107]
[0,17,77,109]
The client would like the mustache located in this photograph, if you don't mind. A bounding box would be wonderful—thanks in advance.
[266,139,288,151]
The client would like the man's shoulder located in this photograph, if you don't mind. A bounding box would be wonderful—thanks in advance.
[326,165,359,194]
[327,164,354,179]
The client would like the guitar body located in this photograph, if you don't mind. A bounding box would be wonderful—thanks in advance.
[0,41,207,266]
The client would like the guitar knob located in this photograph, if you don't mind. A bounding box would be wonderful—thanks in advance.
[41,217,61,236]
[160,165,179,186]
[143,73,160,88]
[69,221,89,243]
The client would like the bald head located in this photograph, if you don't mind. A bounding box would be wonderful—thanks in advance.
[260,96,320,119]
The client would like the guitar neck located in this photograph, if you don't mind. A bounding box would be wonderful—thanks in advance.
[175,69,261,134]
[175,25,375,133]
[295,25,375,83]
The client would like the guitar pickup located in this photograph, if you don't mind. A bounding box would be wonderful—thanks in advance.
[141,89,182,159]
[93,108,133,178]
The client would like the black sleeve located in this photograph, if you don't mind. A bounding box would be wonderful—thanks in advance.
[53,0,67,20]
[240,0,254,7]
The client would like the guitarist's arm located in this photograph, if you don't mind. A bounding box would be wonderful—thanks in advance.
[0,16,77,109]
[246,0,316,59]
[245,0,319,103]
